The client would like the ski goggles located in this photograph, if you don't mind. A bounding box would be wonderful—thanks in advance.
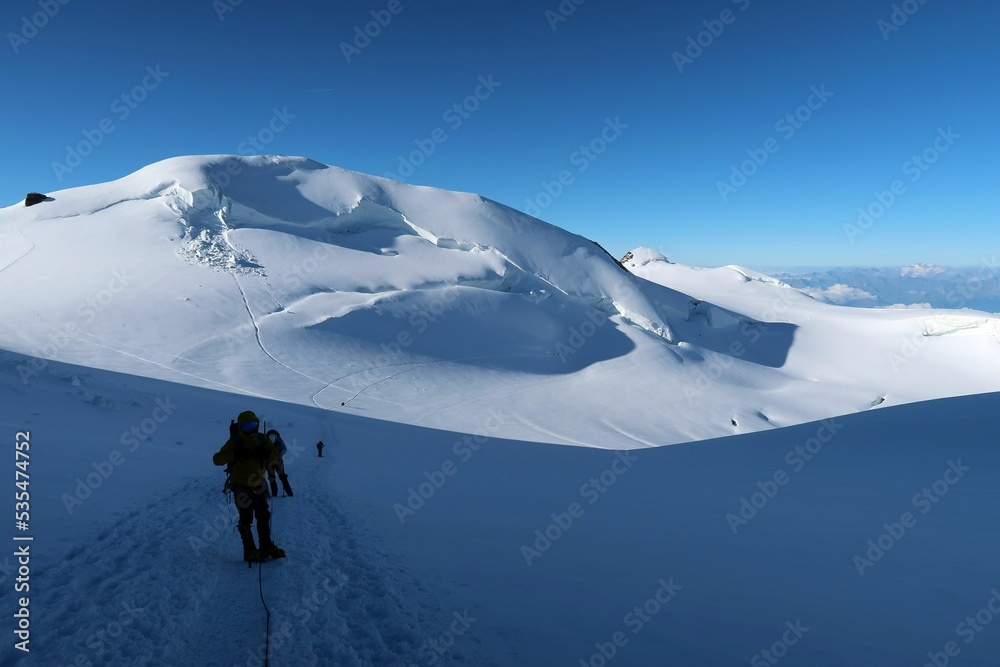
[240,420,260,433]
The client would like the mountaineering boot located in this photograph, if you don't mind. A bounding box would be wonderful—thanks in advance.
[256,516,286,560]
[238,525,261,563]
[279,473,294,497]
[269,477,279,497]
[259,542,286,560]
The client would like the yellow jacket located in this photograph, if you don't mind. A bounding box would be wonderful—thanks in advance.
[213,411,279,489]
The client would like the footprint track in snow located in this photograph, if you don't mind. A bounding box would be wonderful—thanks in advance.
[2,470,491,666]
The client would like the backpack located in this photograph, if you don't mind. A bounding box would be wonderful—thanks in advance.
[266,429,287,457]
[223,419,273,494]
[222,420,238,495]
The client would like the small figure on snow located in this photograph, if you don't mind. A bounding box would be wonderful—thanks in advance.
[316,440,325,457]
[213,411,286,564]
[265,429,294,497]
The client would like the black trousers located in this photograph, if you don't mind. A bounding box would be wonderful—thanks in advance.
[231,483,272,548]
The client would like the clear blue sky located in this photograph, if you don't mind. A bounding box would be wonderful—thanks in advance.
[3,0,997,269]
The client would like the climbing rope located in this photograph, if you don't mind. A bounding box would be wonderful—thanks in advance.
[257,490,275,667]
[258,558,271,667]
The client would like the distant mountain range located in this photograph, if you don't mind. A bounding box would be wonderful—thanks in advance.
[770,264,1000,312]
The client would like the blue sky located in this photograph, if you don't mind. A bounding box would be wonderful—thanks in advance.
[3,0,997,269]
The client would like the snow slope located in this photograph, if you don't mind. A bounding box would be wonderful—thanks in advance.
[1,347,998,666]
[625,248,1000,421]
[2,156,999,449]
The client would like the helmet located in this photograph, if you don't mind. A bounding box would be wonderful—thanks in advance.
[237,411,260,434]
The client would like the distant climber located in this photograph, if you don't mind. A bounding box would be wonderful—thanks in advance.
[213,411,286,563]
[265,429,294,497]
[316,441,325,457]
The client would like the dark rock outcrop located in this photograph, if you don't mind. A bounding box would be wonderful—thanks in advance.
[25,192,47,207]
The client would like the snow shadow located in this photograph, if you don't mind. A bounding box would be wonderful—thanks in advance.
[678,316,798,369]
[331,393,1000,666]
[309,287,636,374]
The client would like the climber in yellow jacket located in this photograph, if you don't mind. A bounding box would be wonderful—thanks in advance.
[213,410,286,563]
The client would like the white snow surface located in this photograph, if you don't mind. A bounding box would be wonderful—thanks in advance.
[1,156,999,665]
[3,155,999,448]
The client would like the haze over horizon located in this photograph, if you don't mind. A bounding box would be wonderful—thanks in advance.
[4,0,997,270]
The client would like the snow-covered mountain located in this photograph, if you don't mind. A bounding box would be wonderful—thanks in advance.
[3,156,999,449]
[3,156,1000,666]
